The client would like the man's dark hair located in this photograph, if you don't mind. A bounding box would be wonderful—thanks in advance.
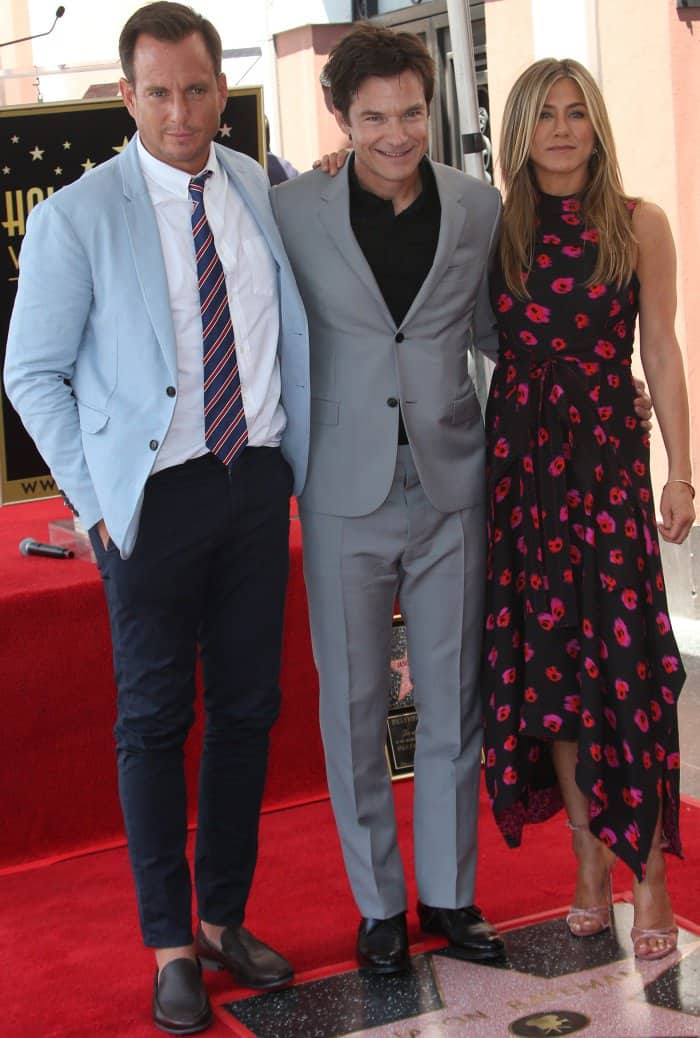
[324,23,435,118]
[119,1,223,82]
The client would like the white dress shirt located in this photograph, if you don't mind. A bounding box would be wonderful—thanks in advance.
[136,135,286,473]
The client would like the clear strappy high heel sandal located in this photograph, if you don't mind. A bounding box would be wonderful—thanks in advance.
[565,821,615,937]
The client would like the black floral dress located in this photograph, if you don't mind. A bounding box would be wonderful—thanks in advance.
[482,192,684,879]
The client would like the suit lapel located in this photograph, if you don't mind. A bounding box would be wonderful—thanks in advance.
[119,140,178,379]
[317,165,389,315]
[400,160,468,328]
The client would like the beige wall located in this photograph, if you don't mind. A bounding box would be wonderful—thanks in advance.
[275,23,350,174]
[0,0,35,106]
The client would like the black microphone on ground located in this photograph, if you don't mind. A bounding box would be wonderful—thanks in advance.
[19,537,74,559]
[0,6,65,48]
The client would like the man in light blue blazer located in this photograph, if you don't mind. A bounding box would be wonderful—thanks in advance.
[4,3,309,1033]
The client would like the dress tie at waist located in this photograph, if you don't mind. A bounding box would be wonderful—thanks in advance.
[488,350,631,629]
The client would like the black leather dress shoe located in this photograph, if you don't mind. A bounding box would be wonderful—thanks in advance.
[152,958,211,1035]
[356,912,410,974]
[195,923,293,990]
[417,902,505,962]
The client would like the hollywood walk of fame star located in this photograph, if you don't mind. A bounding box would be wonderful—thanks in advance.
[30,145,44,161]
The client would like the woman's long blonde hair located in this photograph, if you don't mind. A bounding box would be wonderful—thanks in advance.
[498,58,638,298]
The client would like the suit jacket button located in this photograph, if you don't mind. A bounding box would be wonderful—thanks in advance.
[166,385,176,397]
[149,439,159,451]
[395,332,405,343]
[387,397,398,408]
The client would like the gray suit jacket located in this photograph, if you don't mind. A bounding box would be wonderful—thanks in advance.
[5,138,310,556]
[271,160,500,518]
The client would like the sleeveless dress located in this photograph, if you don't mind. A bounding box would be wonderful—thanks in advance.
[482,192,684,879]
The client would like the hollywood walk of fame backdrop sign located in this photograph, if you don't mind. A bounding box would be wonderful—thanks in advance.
[0,88,263,505]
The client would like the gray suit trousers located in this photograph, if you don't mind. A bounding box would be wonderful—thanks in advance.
[300,446,486,918]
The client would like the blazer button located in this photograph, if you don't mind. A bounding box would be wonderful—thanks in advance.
[387,397,398,408]
[395,332,404,343]
[149,439,159,451]
[166,385,176,397]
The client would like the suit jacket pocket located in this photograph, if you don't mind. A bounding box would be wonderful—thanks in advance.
[311,397,339,426]
[451,391,481,427]
[76,400,110,434]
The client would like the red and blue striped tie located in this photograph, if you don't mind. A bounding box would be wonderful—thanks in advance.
[189,171,248,466]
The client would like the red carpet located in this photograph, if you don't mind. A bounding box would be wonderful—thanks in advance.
[2,781,699,1038]
[0,499,326,870]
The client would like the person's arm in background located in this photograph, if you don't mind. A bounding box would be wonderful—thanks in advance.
[635,200,695,543]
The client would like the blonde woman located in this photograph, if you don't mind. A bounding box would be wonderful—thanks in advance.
[482,58,694,961]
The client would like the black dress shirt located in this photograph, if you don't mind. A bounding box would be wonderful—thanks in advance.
[348,156,441,443]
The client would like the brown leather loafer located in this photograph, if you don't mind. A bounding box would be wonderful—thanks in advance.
[417,901,505,962]
[152,958,211,1035]
[356,912,410,974]
[195,923,293,990]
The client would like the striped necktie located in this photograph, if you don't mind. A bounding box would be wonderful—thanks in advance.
[189,171,248,466]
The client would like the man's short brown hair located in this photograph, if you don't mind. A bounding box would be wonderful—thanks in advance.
[324,23,435,118]
[119,1,223,82]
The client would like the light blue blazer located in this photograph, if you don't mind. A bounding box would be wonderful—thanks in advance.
[4,137,310,557]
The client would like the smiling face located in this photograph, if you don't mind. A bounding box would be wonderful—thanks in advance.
[120,31,227,174]
[335,71,429,202]
[528,77,596,194]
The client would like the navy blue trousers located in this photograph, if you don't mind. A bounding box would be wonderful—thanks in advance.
[90,448,292,947]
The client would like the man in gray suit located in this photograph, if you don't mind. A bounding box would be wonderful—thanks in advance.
[271,24,504,973]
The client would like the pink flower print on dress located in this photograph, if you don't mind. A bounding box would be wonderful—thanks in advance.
[574,313,589,329]
[552,276,575,292]
[622,787,643,807]
[613,617,632,647]
[525,302,551,323]
[599,827,618,848]
[564,694,581,713]
[536,253,552,268]
[590,743,602,761]
[588,283,607,298]
[615,678,629,700]
[584,657,600,679]
[561,246,582,259]
[543,713,563,732]
[604,745,620,767]
[621,588,638,610]
[520,330,538,345]
[594,339,615,359]
[497,293,513,313]
[503,766,518,785]
[543,233,561,244]
[634,708,650,733]
[581,228,599,243]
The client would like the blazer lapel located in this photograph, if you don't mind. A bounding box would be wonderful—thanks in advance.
[317,165,389,314]
[119,140,178,379]
[400,160,468,327]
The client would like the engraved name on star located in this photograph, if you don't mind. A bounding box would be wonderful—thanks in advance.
[30,145,45,161]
